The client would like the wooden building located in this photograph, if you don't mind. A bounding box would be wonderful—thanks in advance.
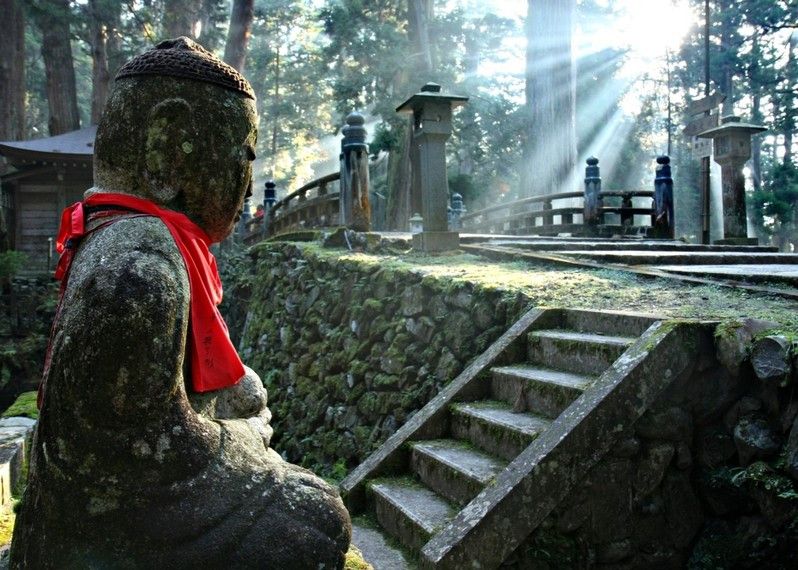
[0,127,95,269]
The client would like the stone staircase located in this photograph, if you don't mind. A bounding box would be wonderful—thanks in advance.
[343,308,694,569]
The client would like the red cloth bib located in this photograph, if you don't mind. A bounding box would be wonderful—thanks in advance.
[51,193,244,394]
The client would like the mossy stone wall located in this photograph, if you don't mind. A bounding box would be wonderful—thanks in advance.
[226,242,529,476]
[507,324,798,569]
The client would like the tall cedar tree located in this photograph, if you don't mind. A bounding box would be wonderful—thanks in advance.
[88,0,121,123]
[385,0,435,230]
[0,0,25,142]
[223,0,254,72]
[31,0,81,135]
[163,0,203,39]
[523,0,577,196]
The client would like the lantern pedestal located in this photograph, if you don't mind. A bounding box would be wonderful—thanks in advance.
[698,116,766,245]
[397,83,468,252]
[412,231,460,252]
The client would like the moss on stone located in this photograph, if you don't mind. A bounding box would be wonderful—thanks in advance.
[0,505,15,547]
[2,391,38,420]
[344,545,373,570]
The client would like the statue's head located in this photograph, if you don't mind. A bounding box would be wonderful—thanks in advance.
[94,37,257,242]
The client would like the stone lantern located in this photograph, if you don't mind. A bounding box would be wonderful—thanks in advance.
[698,116,767,245]
[409,212,424,234]
[397,83,468,252]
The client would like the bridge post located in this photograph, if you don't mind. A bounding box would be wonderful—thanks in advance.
[397,83,468,251]
[263,180,276,237]
[621,193,634,228]
[652,156,675,239]
[340,112,371,231]
[583,157,603,235]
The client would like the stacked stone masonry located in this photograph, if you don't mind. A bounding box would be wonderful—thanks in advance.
[227,242,530,475]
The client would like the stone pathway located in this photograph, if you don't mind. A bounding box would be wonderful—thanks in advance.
[464,236,798,289]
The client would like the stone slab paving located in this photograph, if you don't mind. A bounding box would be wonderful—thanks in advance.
[554,250,798,265]
[448,234,798,288]
[655,264,798,286]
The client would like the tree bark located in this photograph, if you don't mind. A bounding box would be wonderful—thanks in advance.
[223,0,254,73]
[407,0,434,74]
[162,0,203,40]
[783,32,796,166]
[718,0,735,116]
[386,120,413,230]
[385,0,435,230]
[523,0,577,196]
[89,0,110,124]
[34,0,81,136]
[0,0,25,142]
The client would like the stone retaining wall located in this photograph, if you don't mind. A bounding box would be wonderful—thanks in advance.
[507,321,798,569]
[226,242,529,476]
[225,242,798,566]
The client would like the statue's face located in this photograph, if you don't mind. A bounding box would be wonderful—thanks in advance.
[174,92,258,242]
[187,97,258,242]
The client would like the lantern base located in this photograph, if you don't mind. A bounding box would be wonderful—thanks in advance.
[412,231,460,252]
[714,237,758,246]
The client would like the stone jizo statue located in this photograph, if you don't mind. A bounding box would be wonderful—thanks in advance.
[10,38,350,569]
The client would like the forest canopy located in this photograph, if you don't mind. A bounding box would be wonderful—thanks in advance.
[0,0,796,247]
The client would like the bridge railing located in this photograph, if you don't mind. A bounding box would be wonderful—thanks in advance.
[240,112,371,245]
[268,172,342,236]
[460,156,674,238]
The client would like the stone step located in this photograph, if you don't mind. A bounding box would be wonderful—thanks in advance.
[483,238,779,253]
[449,401,550,461]
[655,263,798,286]
[410,439,507,506]
[527,329,634,376]
[371,478,456,552]
[559,309,658,338]
[556,250,798,266]
[490,365,591,418]
[351,518,412,570]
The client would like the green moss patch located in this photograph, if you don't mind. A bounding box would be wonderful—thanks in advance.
[297,243,798,328]
[2,391,38,420]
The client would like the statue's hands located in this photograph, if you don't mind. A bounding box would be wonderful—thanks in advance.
[214,366,269,419]
[189,366,274,449]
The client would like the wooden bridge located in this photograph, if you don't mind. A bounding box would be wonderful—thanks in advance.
[241,154,675,244]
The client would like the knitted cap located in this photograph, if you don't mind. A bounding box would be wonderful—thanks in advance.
[115,37,255,100]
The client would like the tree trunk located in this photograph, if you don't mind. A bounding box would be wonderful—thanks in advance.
[523,0,577,196]
[386,120,413,230]
[198,0,224,51]
[407,0,434,74]
[783,32,796,166]
[0,0,25,142]
[385,0,435,230]
[718,0,736,116]
[89,0,110,124]
[34,0,81,136]
[163,0,203,40]
[751,94,762,192]
[223,0,254,73]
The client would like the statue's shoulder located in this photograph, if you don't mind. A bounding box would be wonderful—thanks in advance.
[68,215,190,302]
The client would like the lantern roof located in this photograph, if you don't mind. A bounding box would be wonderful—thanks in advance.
[697,115,767,139]
[397,83,469,114]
